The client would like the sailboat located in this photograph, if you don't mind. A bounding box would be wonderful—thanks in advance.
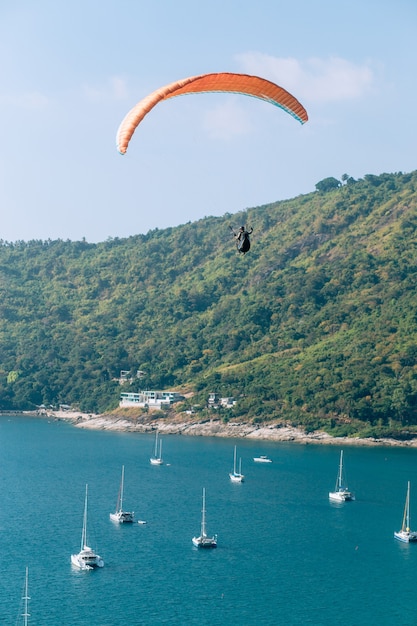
[110,465,134,523]
[150,430,163,465]
[192,488,217,548]
[229,445,244,483]
[71,484,104,570]
[329,450,353,502]
[394,481,417,542]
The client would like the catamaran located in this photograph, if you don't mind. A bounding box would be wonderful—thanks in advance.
[110,465,134,523]
[150,431,163,465]
[394,481,417,543]
[329,450,353,502]
[229,445,244,483]
[192,488,217,548]
[71,484,104,570]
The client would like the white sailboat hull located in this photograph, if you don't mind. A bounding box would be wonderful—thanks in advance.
[71,547,104,570]
[192,534,217,548]
[229,472,244,483]
[110,510,134,523]
[329,489,353,502]
[394,530,417,543]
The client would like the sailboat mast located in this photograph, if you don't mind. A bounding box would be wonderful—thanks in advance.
[22,567,30,626]
[338,450,344,490]
[120,465,125,511]
[82,484,88,550]
[201,488,207,537]
[406,481,411,531]
[233,446,237,474]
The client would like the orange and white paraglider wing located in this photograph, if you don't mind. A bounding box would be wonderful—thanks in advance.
[116,72,308,155]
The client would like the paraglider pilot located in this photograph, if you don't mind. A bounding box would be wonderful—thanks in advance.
[232,225,253,255]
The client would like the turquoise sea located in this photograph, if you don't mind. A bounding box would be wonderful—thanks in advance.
[2,416,417,625]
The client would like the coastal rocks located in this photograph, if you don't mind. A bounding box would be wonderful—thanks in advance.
[45,410,417,447]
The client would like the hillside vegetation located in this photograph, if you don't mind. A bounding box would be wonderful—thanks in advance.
[2,170,417,438]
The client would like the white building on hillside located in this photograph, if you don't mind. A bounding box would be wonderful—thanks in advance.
[207,393,236,409]
[120,390,184,409]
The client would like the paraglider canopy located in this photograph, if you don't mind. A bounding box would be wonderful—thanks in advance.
[116,72,308,155]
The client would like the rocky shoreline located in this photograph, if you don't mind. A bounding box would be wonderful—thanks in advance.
[41,410,417,448]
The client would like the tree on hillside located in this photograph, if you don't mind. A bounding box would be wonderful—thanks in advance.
[315,177,341,192]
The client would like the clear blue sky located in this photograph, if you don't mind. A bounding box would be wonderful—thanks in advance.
[1,0,416,242]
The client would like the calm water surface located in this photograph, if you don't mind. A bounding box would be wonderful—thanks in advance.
[1,416,417,625]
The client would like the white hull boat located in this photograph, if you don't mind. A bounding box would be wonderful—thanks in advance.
[229,445,244,482]
[329,450,353,502]
[394,481,417,542]
[110,465,134,523]
[150,431,163,465]
[253,455,272,463]
[192,488,217,548]
[71,484,104,570]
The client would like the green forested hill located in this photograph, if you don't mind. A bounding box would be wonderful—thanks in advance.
[2,170,417,437]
